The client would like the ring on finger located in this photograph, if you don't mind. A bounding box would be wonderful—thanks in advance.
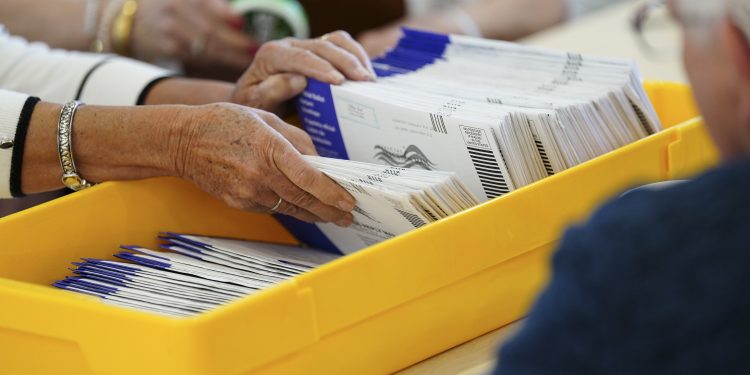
[320,33,331,42]
[270,197,284,213]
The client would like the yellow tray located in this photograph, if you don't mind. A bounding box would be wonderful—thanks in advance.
[0,82,716,375]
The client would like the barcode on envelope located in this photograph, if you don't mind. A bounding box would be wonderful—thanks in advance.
[629,98,656,135]
[528,123,555,175]
[422,207,439,221]
[534,137,555,176]
[429,113,448,134]
[467,147,510,198]
[395,208,427,228]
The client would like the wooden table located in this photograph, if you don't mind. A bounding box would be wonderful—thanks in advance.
[399,322,523,375]
[398,1,684,373]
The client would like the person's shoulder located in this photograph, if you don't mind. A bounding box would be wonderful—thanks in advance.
[597,158,750,235]
[495,160,750,375]
[558,158,750,279]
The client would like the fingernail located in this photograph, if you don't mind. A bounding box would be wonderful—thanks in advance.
[290,75,307,91]
[328,71,346,84]
[356,67,374,81]
[338,199,356,211]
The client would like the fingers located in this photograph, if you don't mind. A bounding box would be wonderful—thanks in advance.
[321,30,376,77]
[288,38,374,81]
[223,166,352,226]
[244,74,308,112]
[200,0,256,67]
[248,41,347,84]
[220,176,328,224]
[208,27,256,68]
[234,30,374,110]
[153,10,197,59]
[270,200,323,224]
[223,194,264,212]
[175,0,254,67]
[223,181,353,227]
[253,189,324,223]
[230,109,352,225]
[267,176,353,226]
[272,145,356,215]
[221,179,325,224]
[245,31,375,85]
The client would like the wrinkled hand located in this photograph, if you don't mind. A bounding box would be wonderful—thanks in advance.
[170,103,355,226]
[230,30,376,112]
[132,0,256,69]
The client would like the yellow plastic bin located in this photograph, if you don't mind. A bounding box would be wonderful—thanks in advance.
[0,82,717,375]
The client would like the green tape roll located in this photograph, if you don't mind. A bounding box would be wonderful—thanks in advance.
[230,0,309,42]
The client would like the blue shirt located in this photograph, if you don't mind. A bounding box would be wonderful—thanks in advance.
[494,159,750,374]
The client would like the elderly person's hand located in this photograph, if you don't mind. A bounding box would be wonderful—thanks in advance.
[133,0,256,69]
[172,103,354,225]
[1,25,377,224]
[134,32,375,223]
[230,31,376,112]
[20,101,355,226]
[145,31,376,114]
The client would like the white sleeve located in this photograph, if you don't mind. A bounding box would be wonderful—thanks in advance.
[0,89,37,198]
[0,25,175,198]
[566,0,627,19]
[0,25,173,105]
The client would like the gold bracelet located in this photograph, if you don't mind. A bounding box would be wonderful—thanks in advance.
[110,0,138,56]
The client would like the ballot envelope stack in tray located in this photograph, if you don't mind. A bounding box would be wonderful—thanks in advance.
[273,155,481,254]
[297,28,662,203]
[53,29,666,313]
[306,155,480,231]
[288,29,663,253]
[54,157,479,316]
[54,233,340,317]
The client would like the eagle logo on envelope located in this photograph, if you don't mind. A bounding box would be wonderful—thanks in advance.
[373,145,436,170]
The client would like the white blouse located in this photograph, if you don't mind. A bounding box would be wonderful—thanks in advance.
[0,26,171,198]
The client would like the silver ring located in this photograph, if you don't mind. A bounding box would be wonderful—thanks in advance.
[190,37,206,56]
[270,197,283,212]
